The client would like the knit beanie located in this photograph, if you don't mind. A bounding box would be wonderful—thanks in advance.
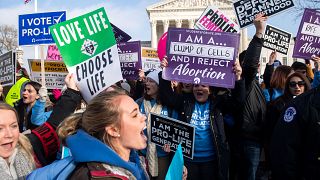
[146,70,160,85]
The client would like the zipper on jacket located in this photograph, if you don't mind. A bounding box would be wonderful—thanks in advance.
[210,114,222,175]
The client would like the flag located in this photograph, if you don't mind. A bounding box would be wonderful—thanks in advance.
[24,0,32,4]
[165,144,184,180]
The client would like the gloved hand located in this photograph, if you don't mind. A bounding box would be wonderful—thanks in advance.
[38,86,48,102]
[52,88,62,100]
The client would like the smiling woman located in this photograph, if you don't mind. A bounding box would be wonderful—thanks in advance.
[0,74,82,179]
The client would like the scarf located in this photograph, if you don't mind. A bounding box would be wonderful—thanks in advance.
[0,148,35,180]
[143,99,162,177]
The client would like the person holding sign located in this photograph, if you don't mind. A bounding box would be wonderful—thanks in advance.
[160,56,245,180]
[136,70,179,180]
[54,90,149,179]
[13,81,43,132]
[270,57,320,179]
[0,74,81,179]
[225,12,268,180]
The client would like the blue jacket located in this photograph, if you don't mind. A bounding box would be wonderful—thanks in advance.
[67,129,147,179]
[263,88,283,103]
[312,71,320,89]
[31,100,52,126]
[27,130,148,180]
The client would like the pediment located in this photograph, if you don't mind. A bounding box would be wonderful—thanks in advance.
[147,0,233,11]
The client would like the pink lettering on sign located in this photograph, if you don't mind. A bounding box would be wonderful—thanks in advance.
[46,45,63,61]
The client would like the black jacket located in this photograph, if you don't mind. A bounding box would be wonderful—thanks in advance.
[14,99,38,132]
[159,72,245,180]
[270,86,320,180]
[236,36,267,143]
[27,88,81,166]
[263,64,274,89]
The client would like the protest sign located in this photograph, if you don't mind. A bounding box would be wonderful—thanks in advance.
[157,32,168,61]
[263,25,291,55]
[141,47,161,71]
[233,0,295,28]
[150,113,195,159]
[195,6,240,33]
[110,23,131,43]
[163,28,240,88]
[19,11,66,45]
[0,51,16,86]
[50,7,123,102]
[293,9,320,59]
[28,59,68,89]
[46,45,62,61]
[118,41,141,80]
[165,144,184,180]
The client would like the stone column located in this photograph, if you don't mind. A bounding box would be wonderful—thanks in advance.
[241,28,248,52]
[151,20,157,48]
[175,19,182,28]
[188,19,195,29]
[163,20,170,32]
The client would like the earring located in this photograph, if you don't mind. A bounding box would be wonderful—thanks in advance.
[114,134,120,137]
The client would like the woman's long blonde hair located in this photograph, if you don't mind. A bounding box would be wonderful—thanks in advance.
[57,89,127,150]
[0,103,35,167]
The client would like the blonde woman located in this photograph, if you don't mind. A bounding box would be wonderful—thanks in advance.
[0,74,81,179]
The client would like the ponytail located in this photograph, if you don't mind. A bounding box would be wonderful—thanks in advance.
[57,113,82,144]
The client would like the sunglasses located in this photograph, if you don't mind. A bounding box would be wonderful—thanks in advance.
[289,81,305,88]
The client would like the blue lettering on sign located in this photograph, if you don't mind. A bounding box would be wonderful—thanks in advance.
[18,11,66,45]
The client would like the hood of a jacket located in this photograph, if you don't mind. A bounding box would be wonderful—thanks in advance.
[66,129,147,180]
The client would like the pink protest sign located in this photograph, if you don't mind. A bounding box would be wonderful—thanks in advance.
[157,32,167,61]
[46,45,62,61]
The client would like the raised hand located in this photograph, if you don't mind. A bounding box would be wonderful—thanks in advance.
[160,56,169,69]
[253,12,268,38]
[65,73,79,91]
[233,59,242,80]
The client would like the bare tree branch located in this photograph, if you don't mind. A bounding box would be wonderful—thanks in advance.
[0,25,18,55]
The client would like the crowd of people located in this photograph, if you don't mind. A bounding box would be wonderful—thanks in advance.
[0,12,319,180]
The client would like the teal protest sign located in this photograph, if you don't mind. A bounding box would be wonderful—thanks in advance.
[165,144,184,180]
[50,7,123,102]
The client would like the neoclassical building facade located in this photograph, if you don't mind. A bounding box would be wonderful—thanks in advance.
[146,0,248,53]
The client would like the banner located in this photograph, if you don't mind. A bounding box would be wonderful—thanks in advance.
[19,11,66,45]
[141,47,161,71]
[50,7,123,102]
[118,41,141,80]
[111,23,131,43]
[0,51,16,86]
[293,9,320,59]
[28,59,68,89]
[195,6,240,33]
[263,25,291,55]
[46,45,62,61]
[163,28,240,88]
[233,0,295,28]
[150,113,195,159]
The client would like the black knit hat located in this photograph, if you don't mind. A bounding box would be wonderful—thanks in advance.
[291,61,307,71]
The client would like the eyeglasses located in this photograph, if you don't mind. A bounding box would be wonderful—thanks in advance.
[289,81,306,88]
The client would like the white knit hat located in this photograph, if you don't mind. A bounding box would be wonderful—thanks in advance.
[120,82,131,93]
[146,70,160,85]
